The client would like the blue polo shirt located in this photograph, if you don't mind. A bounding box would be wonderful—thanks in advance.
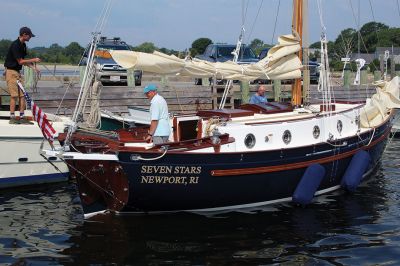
[150,94,171,137]
[249,94,268,104]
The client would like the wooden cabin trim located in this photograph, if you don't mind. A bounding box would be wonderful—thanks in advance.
[197,108,254,119]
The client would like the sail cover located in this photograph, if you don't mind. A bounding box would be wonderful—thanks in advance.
[360,76,400,127]
[110,34,302,81]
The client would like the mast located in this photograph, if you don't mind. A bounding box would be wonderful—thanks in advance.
[292,0,303,106]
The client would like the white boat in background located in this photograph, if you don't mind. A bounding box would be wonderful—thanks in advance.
[392,109,400,137]
[100,108,149,131]
[127,106,150,125]
[0,110,69,188]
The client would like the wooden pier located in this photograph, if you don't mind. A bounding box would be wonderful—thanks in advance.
[0,72,389,116]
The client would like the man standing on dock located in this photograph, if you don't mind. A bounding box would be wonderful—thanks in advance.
[144,84,171,145]
[4,26,41,124]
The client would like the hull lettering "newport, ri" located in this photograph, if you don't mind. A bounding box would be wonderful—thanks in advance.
[140,165,202,185]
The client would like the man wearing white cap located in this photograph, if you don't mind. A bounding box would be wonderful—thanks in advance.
[143,84,170,144]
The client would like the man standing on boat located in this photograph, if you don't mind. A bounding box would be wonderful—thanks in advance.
[249,85,268,104]
[144,84,171,144]
[4,26,41,124]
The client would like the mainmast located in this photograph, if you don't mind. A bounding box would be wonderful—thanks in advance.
[292,0,304,106]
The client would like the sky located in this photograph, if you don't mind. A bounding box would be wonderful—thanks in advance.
[0,0,399,50]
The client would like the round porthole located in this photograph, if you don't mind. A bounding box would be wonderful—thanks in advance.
[337,120,343,133]
[313,125,320,139]
[244,133,256,149]
[282,130,292,145]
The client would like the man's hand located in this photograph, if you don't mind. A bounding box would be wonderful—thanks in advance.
[32,57,41,63]
[145,134,153,143]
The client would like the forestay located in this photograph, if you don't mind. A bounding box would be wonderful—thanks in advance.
[110,34,302,81]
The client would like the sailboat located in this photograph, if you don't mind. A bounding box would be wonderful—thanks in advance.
[43,0,400,216]
[0,109,69,188]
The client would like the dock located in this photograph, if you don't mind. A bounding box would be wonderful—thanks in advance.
[0,68,390,116]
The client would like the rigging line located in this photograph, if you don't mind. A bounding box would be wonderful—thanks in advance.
[397,0,400,17]
[271,0,281,44]
[100,0,116,33]
[246,0,264,44]
[368,0,383,53]
[348,0,379,72]
[93,0,111,33]
[242,0,250,26]
[101,0,114,30]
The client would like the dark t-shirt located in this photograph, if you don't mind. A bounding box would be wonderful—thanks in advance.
[4,38,27,71]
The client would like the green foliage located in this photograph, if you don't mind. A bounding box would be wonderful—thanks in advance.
[1,21,399,66]
[0,39,13,60]
[309,41,320,49]
[249,39,272,56]
[131,42,157,53]
[360,21,389,37]
[0,39,85,64]
[333,28,357,58]
[190,38,212,57]
[369,59,381,72]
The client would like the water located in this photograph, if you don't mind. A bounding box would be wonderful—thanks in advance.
[1,139,400,265]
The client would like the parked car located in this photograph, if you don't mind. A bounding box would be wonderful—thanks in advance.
[80,37,142,86]
[194,44,259,85]
[308,60,320,84]
[258,47,270,60]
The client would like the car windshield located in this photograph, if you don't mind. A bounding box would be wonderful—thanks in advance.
[217,46,256,59]
[97,44,130,51]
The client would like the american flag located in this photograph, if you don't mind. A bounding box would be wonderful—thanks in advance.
[17,81,56,143]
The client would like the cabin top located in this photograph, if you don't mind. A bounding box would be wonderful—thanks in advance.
[196,102,293,119]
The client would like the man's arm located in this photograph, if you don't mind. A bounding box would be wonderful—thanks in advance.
[17,58,41,73]
[17,58,41,66]
[145,120,159,142]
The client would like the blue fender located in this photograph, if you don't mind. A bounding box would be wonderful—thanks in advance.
[341,150,371,192]
[293,163,326,205]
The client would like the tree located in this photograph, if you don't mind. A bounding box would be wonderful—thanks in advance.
[249,38,271,56]
[190,38,212,57]
[360,22,389,38]
[333,28,357,60]
[249,38,264,51]
[65,42,84,57]
[309,41,320,49]
[132,42,157,53]
[0,39,12,60]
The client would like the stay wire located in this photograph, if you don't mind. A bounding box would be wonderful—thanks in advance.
[397,0,400,17]
[368,0,383,54]
[242,0,250,26]
[348,0,380,73]
[271,0,281,44]
[246,0,264,44]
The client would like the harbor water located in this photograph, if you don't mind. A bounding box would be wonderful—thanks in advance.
[1,138,399,265]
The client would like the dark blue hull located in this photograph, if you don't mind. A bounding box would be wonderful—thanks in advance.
[114,121,390,213]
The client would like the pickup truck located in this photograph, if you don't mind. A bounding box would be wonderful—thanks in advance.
[80,37,142,86]
[194,44,259,85]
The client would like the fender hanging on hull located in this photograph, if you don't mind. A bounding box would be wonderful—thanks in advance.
[341,150,371,192]
[292,163,326,205]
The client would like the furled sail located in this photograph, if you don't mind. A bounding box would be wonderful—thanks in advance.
[110,34,302,81]
[360,76,400,127]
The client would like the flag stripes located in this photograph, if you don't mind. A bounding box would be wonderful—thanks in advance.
[17,81,56,142]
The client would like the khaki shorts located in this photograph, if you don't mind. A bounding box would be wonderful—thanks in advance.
[5,69,24,98]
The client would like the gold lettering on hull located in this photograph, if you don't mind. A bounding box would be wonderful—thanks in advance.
[140,166,202,185]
